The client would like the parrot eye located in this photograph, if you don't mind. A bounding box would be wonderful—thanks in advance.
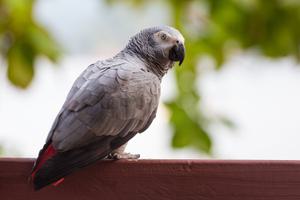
[161,33,168,41]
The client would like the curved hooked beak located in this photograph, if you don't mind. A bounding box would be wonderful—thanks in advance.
[169,43,185,66]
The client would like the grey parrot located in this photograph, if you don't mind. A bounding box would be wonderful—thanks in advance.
[30,26,185,190]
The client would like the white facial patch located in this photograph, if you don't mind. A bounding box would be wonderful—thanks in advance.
[154,29,184,47]
[160,26,184,44]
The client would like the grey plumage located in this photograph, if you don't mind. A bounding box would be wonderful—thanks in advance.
[31,26,185,190]
[51,59,160,150]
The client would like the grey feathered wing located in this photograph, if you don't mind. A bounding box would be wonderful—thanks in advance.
[32,60,160,190]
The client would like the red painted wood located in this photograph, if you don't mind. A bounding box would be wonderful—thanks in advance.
[1,158,300,200]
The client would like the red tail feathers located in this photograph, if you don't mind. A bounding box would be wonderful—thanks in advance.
[31,144,56,179]
[31,143,65,187]
[52,178,65,186]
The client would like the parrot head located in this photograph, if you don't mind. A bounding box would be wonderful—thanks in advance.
[125,26,185,75]
[150,26,185,66]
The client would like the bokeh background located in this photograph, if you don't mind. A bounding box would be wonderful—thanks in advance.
[1,0,300,159]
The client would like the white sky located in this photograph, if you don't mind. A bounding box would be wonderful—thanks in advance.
[1,0,300,159]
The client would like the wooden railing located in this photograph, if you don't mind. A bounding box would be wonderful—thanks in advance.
[1,158,300,200]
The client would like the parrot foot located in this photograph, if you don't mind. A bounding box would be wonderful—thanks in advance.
[109,152,140,160]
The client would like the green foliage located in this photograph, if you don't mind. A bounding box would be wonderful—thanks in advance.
[0,0,60,88]
[169,0,300,153]
[166,101,211,153]
[165,0,213,153]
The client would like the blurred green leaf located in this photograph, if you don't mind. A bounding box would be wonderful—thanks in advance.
[166,101,211,153]
[0,0,60,88]
[7,41,34,88]
[26,25,60,62]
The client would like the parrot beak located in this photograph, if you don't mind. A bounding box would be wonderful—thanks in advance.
[169,43,185,66]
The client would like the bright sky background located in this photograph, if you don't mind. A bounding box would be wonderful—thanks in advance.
[1,0,300,159]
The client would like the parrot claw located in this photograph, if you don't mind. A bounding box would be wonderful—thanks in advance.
[108,152,140,160]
